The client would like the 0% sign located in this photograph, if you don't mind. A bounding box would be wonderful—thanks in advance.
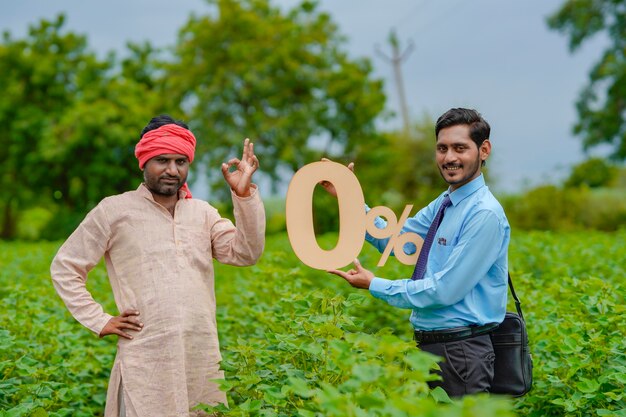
[286,161,424,270]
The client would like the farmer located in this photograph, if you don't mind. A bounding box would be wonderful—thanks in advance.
[50,115,266,416]
[326,108,510,396]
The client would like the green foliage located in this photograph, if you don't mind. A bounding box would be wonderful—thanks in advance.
[509,231,626,417]
[308,116,445,235]
[502,184,626,231]
[0,241,117,416]
[311,187,340,238]
[501,158,625,231]
[501,185,587,231]
[0,15,167,240]
[0,15,97,238]
[165,0,386,196]
[547,0,626,159]
[1,0,388,237]
[2,230,625,416]
[15,207,54,241]
[195,237,512,416]
[39,73,162,213]
[356,116,445,214]
[263,196,287,235]
[578,187,626,230]
[565,158,619,188]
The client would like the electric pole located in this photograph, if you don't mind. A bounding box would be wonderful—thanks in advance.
[376,29,414,135]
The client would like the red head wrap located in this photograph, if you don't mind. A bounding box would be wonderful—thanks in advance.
[135,124,197,199]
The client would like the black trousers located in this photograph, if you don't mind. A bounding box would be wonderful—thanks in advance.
[418,333,495,397]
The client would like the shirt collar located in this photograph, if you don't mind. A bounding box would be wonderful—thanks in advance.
[447,174,485,206]
[137,183,154,201]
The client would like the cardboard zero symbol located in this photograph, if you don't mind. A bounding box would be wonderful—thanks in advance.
[286,161,366,270]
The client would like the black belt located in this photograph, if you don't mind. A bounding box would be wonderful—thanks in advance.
[414,323,499,345]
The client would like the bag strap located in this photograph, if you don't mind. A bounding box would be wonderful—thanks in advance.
[508,272,525,322]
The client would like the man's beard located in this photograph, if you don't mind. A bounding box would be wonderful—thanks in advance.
[438,155,481,188]
[144,174,185,196]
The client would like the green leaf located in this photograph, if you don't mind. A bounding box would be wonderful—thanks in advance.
[30,409,49,417]
[429,386,453,404]
[287,377,315,399]
[577,377,600,393]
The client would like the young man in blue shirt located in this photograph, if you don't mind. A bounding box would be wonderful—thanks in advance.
[328,108,510,396]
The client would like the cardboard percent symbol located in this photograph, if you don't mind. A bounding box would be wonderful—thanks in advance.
[286,161,424,270]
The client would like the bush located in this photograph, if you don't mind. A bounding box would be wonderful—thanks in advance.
[565,158,618,189]
[263,197,287,235]
[578,188,626,230]
[501,185,626,231]
[501,185,586,231]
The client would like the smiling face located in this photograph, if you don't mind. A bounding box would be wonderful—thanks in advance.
[436,124,491,191]
[143,154,189,197]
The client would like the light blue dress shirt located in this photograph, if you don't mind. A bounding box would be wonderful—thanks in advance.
[366,174,510,330]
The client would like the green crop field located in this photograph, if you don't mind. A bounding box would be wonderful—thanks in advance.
[1,230,624,416]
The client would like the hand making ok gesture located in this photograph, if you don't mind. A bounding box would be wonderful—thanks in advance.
[221,138,260,197]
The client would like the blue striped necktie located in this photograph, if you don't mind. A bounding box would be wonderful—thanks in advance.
[411,195,452,280]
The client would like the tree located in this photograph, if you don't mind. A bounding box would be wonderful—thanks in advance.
[356,115,445,212]
[40,46,167,209]
[0,15,98,238]
[547,0,626,160]
[164,0,386,195]
[0,16,166,239]
[1,1,387,238]
[564,157,618,188]
[305,116,445,235]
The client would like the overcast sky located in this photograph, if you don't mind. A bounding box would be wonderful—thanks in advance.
[2,0,607,194]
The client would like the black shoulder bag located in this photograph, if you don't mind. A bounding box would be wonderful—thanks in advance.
[490,272,533,396]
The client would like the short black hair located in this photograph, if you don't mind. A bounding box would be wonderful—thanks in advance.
[140,114,189,138]
[435,108,490,148]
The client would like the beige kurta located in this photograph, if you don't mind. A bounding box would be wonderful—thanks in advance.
[50,183,265,417]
